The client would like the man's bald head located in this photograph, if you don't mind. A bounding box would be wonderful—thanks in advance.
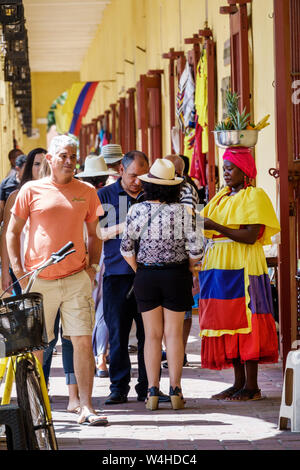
[164,154,185,177]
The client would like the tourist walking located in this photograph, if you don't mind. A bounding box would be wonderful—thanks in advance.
[75,153,118,378]
[98,150,149,404]
[121,158,203,410]
[7,135,107,426]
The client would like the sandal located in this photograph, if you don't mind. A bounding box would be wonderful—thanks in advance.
[226,388,264,401]
[78,413,108,426]
[210,386,241,400]
[169,386,185,410]
[146,386,160,411]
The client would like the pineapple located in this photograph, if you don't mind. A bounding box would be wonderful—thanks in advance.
[215,90,250,131]
[231,107,250,130]
[215,120,233,131]
[226,90,239,121]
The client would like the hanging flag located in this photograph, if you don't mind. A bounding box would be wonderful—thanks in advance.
[53,81,99,136]
[69,81,99,136]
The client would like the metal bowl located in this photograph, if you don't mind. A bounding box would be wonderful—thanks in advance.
[213,130,259,149]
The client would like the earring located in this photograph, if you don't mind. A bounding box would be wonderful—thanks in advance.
[244,175,249,188]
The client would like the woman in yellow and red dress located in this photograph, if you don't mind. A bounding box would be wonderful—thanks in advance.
[198,147,280,401]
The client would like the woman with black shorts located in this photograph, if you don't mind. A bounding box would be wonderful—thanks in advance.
[120,159,203,410]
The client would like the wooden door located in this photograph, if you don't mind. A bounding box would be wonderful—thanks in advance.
[110,103,117,143]
[220,0,252,114]
[125,88,136,152]
[118,97,126,153]
[273,0,300,365]
[184,30,217,200]
[136,71,163,164]
[162,48,185,152]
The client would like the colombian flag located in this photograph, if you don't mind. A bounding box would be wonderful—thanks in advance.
[55,81,99,136]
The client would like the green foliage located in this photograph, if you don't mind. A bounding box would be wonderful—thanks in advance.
[231,107,251,130]
[214,90,250,131]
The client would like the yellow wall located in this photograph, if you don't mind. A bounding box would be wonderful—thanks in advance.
[252,0,276,204]
[21,71,80,155]
[0,71,26,179]
[79,0,277,205]
[0,69,81,180]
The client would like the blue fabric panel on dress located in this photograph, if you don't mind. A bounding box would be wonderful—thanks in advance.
[199,268,245,300]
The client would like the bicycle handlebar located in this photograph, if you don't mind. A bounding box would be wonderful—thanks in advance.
[0,241,76,298]
[53,241,74,258]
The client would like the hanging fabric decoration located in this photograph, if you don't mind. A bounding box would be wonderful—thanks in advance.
[195,49,208,153]
[190,119,207,186]
[171,126,180,154]
[183,127,195,166]
[176,61,195,131]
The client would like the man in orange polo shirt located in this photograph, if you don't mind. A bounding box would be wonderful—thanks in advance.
[7,135,107,427]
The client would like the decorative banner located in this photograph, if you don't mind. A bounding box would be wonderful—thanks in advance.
[69,81,99,136]
[53,81,99,136]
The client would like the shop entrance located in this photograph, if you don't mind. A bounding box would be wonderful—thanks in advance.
[273,0,300,366]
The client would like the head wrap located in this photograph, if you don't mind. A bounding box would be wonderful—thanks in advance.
[222,147,257,179]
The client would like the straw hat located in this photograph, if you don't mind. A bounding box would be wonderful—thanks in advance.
[101,144,124,164]
[75,155,118,178]
[138,159,183,186]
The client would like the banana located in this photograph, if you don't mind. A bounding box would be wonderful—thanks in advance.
[254,114,270,130]
[259,122,270,130]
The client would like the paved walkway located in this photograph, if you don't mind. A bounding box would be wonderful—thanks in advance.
[46,316,299,451]
[1,315,300,452]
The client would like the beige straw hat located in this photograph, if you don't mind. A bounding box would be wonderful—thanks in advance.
[138,158,183,186]
[75,155,118,178]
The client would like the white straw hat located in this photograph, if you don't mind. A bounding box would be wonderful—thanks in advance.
[138,158,183,186]
[75,155,118,178]
[101,144,124,164]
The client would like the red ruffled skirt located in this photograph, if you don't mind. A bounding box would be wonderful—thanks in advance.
[200,313,278,370]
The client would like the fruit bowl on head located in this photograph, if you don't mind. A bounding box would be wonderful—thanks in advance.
[213,129,259,149]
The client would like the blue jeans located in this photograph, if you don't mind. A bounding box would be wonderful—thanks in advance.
[103,274,148,397]
[92,295,109,357]
[43,311,76,386]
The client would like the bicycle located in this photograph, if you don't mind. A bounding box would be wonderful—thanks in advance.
[0,241,75,450]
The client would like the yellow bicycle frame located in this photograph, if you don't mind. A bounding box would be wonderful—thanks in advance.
[0,357,13,405]
[0,354,52,418]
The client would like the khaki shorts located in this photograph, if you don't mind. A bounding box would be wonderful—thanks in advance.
[32,270,95,342]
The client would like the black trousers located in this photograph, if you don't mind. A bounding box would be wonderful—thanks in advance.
[103,274,148,397]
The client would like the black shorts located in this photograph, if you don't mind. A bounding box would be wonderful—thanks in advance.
[133,264,193,313]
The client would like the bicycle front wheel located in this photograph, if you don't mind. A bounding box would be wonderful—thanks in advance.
[15,356,58,450]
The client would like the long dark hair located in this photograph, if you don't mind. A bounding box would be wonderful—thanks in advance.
[19,147,47,187]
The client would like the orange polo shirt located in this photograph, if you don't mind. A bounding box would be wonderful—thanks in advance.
[12,177,103,280]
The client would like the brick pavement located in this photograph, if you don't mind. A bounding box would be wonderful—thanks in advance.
[2,315,300,452]
[46,316,300,451]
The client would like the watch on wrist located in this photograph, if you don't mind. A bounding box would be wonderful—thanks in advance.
[90,263,100,273]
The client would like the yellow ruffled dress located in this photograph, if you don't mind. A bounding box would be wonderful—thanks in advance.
[198,186,280,369]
